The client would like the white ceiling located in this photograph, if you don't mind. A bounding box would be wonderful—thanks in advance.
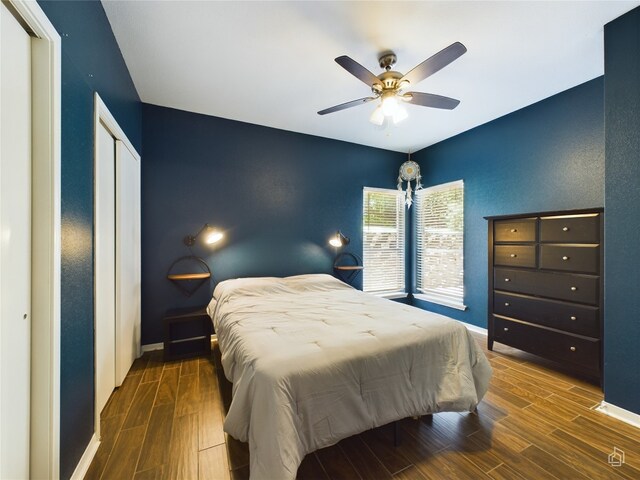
[102,0,638,153]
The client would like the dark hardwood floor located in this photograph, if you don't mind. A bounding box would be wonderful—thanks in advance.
[85,332,640,479]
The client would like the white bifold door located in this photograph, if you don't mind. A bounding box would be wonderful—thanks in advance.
[115,140,141,384]
[95,122,117,415]
[95,116,141,422]
[0,3,32,477]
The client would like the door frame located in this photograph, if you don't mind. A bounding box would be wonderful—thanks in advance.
[2,1,61,478]
[93,93,141,439]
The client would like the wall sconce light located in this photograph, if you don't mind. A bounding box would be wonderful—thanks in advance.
[184,223,223,247]
[329,231,350,248]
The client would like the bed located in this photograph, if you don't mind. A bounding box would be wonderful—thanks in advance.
[207,273,492,479]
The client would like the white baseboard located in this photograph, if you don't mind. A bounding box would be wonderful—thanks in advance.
[141,342,163,353]
[70,433,100,480]
[460,321,488,336]
[595,401,640,429]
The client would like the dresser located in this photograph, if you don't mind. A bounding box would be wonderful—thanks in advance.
[486,209,603,381]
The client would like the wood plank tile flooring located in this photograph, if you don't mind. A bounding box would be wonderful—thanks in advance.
[86,333,640,479]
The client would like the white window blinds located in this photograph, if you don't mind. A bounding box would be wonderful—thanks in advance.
[363,187,405,296]
[415,180,465,309]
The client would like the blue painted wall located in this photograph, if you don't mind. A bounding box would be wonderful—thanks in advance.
[36,1,141,477]
[141,104,403,345]
[411,78,605,327]
[32,2,640,474]
[604,7,640,414]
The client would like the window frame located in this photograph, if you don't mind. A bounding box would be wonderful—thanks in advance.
[413,179,466,311]
[362,187,407,298]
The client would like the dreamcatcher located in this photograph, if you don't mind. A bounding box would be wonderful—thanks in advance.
[397,153,422,207]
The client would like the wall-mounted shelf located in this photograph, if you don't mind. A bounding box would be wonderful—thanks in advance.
[333,252,363,284]
[166,256,211,297]
[167,272,211,281]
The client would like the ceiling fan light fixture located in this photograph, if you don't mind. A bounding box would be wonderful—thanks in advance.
[392,105,408,124]
[381,93,399,116]
[369,105,385,126]
[372,92,408,125]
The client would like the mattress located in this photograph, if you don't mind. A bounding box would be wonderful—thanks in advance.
[208,274,492,479]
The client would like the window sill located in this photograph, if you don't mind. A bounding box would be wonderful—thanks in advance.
[413,293,467,311]
[370,291,408,300]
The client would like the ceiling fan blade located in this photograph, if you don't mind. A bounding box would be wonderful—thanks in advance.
[400,42,467,87]
[335,56,383,88]
[404,92,460,110]
[318,97,377,115]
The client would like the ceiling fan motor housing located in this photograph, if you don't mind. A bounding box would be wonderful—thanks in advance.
[378,70,403,89]
[378,51,397,70]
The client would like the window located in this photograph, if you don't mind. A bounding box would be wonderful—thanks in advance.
[415,180,465,310]
[363,187,405,296]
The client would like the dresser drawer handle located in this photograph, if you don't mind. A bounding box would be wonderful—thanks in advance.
[510,253,517,258]
[504,278,510,282]
[570,346,576,352]
[570,316,577,321]
[570,286,577,291]
[562,256,569,261]
[563,226,569,232]
[503,327,509,332]
[504,302,510,306]
[510,228,517,233]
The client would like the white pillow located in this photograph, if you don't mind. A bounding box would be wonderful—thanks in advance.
[212,276,285,300]
[284,273,351,292]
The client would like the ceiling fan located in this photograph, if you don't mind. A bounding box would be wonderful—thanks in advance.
[318,42,467,125]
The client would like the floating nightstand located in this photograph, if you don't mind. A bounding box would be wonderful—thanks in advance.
[167,272,211,281]
[166,256,211,297]
[333,252,363,284]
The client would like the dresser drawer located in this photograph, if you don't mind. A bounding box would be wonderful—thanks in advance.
[540,214,600,243]
[494,245,536,268]
[494,218,536,243]
[494,292,599,337]
[493,316,600,373]
[494,268,599,305]
[540,244,599,274]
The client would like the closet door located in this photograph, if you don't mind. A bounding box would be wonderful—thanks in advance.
[115,140,141,385]
[0,4,32,477]
[95,122,116,408]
